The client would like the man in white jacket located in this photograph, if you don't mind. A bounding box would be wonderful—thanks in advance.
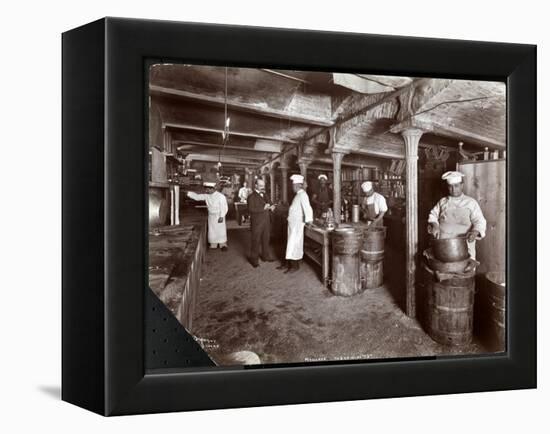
[186,182,229,251]
[277,174,314,274]
[428,171,486,259]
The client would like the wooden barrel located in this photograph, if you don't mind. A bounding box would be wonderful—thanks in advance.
[331,227,363,296]
[425,267,475,346]
[360,251,383,289]
[362,227,386,261]
[485,271,506,351]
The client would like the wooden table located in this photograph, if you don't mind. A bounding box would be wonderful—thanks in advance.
[304,224,331,287]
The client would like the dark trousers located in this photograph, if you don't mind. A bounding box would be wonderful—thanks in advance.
[250,217,271,264]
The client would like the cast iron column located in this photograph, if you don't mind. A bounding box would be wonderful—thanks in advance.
[401,128,423,318]
[280,165,289,204]
[332,151,346,224]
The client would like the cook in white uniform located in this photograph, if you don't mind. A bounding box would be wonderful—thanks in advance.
[187,181,229,251]
[238,182,251,203]
[428,171,486,259]
[360,181,388,229]
[277,174,314,274]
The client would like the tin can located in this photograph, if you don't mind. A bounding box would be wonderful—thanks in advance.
[351,204,360,223]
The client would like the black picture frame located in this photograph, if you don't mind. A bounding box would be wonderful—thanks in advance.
[62,17,536,416]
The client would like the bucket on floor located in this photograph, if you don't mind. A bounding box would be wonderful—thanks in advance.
[425,266,475,346]
[331,226,363,296]
[485,271,506,351]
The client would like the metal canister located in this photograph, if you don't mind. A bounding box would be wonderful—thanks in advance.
[351,204,360,223]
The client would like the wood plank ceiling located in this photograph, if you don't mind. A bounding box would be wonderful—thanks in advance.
[149,64,506,173]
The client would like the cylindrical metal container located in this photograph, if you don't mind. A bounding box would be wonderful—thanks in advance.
[149,191,169,227]
[332,225,363,255]
[485,271,506,351]
[351,204,360,223]
[360,251,383,289]
[331,226,363,296]
[431,236,469,262]
[425,266,475,346]
[361,227,386,261]
[425,248,471,274]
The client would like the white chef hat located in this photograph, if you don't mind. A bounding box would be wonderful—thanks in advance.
[203,181,217,187]
[290,174,304,184]
[318,174,328,181]
[442,171,464,184]
[361,181,373,192]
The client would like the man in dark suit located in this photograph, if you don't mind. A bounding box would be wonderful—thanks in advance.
[247,179,276,267]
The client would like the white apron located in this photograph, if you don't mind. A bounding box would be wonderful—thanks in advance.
[285,190,313,260]
[439,201,477,259]
[187,191,228,244]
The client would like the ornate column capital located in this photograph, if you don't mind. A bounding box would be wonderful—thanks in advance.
[298,158,312,175]
[401,128,424,158]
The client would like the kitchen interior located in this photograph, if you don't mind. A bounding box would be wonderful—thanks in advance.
[148,64,506,365]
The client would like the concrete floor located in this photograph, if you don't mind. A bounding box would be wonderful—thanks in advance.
[191,227,491,365]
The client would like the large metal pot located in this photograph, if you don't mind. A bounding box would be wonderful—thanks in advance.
[423,248,470,273]
[149,193,169,227]
[431,236,469,262]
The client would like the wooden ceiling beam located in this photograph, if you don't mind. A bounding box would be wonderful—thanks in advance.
[186,154,266,166]
[180,149,270,161]
[151,85,333,127]
[164,122,299,144]
[329,80,428,152]
[313,156,380,168]
[348,147,404,159]
[391,117,505,150]
[333,78,456,155]
[418,119,506,149]
[174,140,275,156]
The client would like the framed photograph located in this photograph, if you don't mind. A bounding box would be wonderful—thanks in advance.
[62,17,536,415]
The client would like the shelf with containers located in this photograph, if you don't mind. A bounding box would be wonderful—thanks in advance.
[339,167,380,222]
[378,176,406,199]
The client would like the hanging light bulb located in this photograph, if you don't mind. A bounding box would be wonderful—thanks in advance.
[221,116,230,142]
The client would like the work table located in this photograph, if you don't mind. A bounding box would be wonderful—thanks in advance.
[304,224,332,286]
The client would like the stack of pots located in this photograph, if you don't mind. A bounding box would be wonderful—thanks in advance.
[424,236,476,346]
[359,226,386,290]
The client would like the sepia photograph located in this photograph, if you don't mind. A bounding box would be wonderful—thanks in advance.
[147,64,506,366]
